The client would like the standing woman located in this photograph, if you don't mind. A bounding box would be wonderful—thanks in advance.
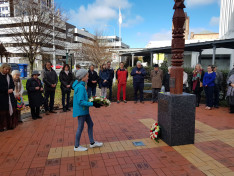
[192,64,204,107]
[227,74,234,113]
[99,64,109,98]
[59,64,73,112]
[0,63,17,132]
[12,70,24,123]
[26,71,44,120]
[73,69,103,151]
[203,65,216,110]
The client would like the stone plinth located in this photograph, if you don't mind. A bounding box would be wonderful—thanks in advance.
[158,92,196,146]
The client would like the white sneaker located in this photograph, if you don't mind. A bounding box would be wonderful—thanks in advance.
[90,141,103,148]
[74,146,88,152]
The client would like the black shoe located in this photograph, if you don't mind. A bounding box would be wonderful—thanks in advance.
[37,116,42,119]
[18,120,23,123]
[49,110,57,113]
[63,108,67,112]
[214,105,219,108]
[32,117,37,120]
[140,101,144,104]
[66,108,71,111]
[124,100,127,103]
[0,129,4,132]
[117,100,120,104]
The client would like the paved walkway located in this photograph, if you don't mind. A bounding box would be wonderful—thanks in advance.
[0,102,233,176]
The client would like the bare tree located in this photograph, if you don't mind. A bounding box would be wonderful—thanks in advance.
[75,31,113,69]
[0,43,7,63]
[4,0,67,74]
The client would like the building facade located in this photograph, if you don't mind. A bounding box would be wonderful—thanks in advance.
[219,0,234,39]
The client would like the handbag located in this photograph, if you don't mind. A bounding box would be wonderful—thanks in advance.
[17,96,24,111]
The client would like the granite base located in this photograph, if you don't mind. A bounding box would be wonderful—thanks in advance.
[158,92,196,146]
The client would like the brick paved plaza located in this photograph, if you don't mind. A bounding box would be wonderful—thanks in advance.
[0,102,234,176]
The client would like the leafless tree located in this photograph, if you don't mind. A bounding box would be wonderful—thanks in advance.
[75,31,113,69]
[0,43,7,63]
[4,0,67,74]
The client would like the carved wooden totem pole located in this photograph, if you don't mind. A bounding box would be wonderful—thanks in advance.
[170,0,186,94]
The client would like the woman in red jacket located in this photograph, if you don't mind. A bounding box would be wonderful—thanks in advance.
[116,62,128,103]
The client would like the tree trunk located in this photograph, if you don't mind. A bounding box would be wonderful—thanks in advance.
[29,61,34,77]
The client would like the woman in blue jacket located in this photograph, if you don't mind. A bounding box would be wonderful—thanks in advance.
[203,65,216,110]
[73,69,103,152]
[99,64,109,98]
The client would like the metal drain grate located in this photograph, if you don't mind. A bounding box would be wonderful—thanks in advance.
[132,141,145,146]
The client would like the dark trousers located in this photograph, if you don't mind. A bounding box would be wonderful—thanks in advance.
[152,88,160,102]
[213,85,220,107]
[30,106,40,119]
[62,91,70,109]
[134,82,144,102]
[87,86,96,98]
[193,90,202,106]
[109,83,113,101]
[44,90,55,111]
[230,105,234,113]
[204,86,214,107]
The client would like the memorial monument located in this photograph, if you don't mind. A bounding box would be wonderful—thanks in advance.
[158,0,196,146]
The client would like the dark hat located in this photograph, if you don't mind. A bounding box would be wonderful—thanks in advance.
[32,70,40,76]
[154,64,159,67]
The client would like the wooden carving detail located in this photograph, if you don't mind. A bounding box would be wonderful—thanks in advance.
[170,0,186,94]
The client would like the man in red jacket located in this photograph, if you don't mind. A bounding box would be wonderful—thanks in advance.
[116,62,128,103]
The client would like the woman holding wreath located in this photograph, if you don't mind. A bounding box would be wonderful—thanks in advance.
[73,69,103,152]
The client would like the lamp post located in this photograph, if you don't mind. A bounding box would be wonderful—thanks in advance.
[52,0,56,70]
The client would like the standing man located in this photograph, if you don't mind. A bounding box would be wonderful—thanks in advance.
[87,65,99,98]
[107,61,114,101]
[116,62,128,103]
[42,61,58,115]
[73,64,81,80]
[213,65,223,108]
[150,64,163,103]
[131,61,146,104]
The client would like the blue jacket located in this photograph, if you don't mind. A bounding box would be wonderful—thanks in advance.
[99,69,110,87]
[131,67,146,83]
[72,80,93,117]
[203,72,216,87]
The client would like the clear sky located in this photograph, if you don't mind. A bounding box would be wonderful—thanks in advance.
[55,0,221,48]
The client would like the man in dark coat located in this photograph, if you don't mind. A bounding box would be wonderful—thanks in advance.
[107,61,114,101]
[87,65,99,98]
[163,66,171,92]
[213,65,223,108]
[41,61,58,115]
[131,61,146,103]
[26,71,44,120]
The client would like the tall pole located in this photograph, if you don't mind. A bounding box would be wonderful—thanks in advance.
[52,0,56,70]
[170,0,186,94]
[119,7,122,42]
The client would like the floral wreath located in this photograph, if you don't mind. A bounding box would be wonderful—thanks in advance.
[150,122,160,143]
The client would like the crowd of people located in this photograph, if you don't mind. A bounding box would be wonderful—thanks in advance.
[0,61,234,132]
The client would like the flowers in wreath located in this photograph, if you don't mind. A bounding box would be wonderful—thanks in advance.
[150,122,160,143]
[89,96,111,107]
